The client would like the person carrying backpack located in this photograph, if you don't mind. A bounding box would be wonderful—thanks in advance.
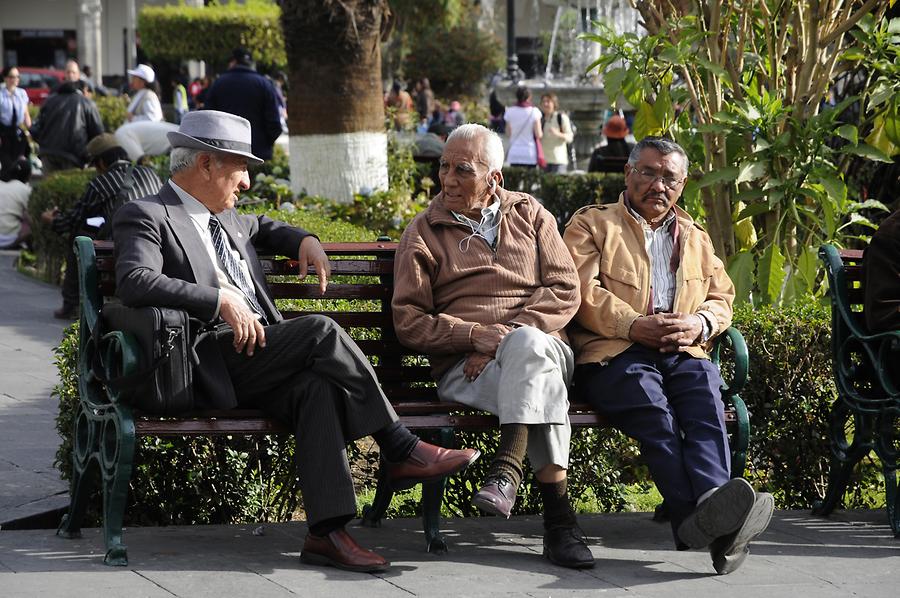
[540,93,574,173]
[40,133,162,319]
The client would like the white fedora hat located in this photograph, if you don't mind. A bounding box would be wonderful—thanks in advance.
[126,64,155,84]
[167,110,263,164]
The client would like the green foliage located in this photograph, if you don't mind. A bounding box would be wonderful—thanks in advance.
[94,95,128,132]
[732,297,883,509]
[403,23,504,97]
[26,169,95,284]
[381,0,469,82]
[139,0,286,72]
[582,5,894,306]
[503,168,626,230]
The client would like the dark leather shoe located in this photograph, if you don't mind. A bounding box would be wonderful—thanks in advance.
[543,524,595,569]
[472,474,518,518]
[300,528,389,572]
[385,441,480,490]
[677,478,756,549]
[710,491,774,575]
[53,306,78,320]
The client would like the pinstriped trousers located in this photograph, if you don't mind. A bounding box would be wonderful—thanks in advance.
[219,314,398,526]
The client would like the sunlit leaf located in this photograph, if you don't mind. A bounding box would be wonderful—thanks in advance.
[736,160,766,184]
[758,244,785,306]
[634,101,662,139]
[844,143,893,162]
[835,124,858,145]
[819,174,847,206]
[727,251,755,305]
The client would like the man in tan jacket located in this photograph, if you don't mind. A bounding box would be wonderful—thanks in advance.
[392,123,593,569]
[564,137,773,575]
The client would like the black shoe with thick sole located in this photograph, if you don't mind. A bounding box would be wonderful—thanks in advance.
[543,525,595,569]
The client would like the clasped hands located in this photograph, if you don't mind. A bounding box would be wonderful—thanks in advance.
[221,235,331,356]
[628,312,703,353]
[463,323,512,382]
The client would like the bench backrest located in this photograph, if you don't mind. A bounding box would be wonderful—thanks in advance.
[83,239,438,406]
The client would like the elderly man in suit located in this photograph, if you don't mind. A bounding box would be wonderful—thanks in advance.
[112,110,479,573]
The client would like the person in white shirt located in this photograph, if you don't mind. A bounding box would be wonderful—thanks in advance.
[115,121,179,161]
[0,158,32,249]
[503,86,543,168]
[126,64,164,123]
[539,93,574,173]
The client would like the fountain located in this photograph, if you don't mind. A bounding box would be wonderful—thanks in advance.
[494,0,642,170]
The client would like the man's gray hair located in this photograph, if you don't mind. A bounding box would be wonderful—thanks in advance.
[446,123,504,172]
[628,137,690,175]
[170,147,222,174]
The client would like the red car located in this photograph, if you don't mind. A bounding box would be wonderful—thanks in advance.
[17,67,66,106]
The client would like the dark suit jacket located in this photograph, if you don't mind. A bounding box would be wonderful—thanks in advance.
[112,182,312,408]
[864,208,900,333]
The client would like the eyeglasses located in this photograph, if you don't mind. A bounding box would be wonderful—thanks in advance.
[629,167,685,190]
[5,75,19,80]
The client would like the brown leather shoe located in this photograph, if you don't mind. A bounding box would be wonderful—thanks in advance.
[385,441,480,490]
[472,474,518,518]
[300,528,389,572]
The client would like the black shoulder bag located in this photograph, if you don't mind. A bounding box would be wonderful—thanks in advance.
[97,303,211,415]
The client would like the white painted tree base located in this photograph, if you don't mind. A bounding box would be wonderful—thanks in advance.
[288,132,388,204]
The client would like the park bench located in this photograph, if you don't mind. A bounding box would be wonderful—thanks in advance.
[57,236,751,565]
[814,245,900,537]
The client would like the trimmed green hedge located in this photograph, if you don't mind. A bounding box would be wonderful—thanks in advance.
[26,169,96,284]
[95,96,128,132]
[139,1,286,72]
[504,168,626,230]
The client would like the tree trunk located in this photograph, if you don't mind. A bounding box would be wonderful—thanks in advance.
[280,0,389,203]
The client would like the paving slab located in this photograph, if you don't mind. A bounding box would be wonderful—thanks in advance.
[0,252,70,526]
[0,510,897,598]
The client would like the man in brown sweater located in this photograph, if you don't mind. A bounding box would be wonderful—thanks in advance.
[392,123,593,569]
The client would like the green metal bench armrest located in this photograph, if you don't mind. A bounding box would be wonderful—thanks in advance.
[711,326,748,398]
[820,244,900,406]
[99,330,143,404]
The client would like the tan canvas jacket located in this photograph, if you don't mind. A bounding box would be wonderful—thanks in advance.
[563,194,735,365]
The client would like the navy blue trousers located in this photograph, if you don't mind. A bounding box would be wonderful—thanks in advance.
[574,345,731,536]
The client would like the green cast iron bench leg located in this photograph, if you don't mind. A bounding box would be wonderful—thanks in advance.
[876,407,900,537]
[812,402,875,518]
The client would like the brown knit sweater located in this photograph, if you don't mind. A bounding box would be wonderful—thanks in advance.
[392,187,580,379]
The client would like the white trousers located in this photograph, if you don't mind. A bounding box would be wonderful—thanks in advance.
[437,326,574,470]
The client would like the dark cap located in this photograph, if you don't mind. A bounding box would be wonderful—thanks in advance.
[231,47,253,65]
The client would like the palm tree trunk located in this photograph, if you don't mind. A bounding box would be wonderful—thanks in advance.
[280,0,389,203]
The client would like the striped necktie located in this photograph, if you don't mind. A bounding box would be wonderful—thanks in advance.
[207,216,267,323]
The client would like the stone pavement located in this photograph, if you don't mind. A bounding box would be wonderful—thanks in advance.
[0,509,898,597]
[0,250,71,527]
